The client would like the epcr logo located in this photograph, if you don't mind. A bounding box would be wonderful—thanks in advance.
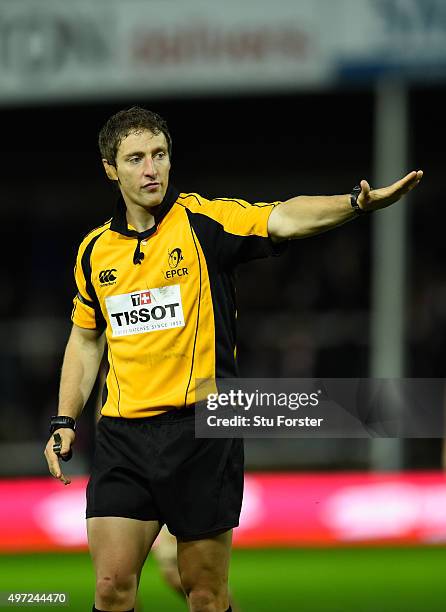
[0,10,110,76]
[168,248,184,269]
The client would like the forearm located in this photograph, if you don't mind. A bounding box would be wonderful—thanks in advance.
[269,194,356,240]
[58,326,105,419]
[268,170,423,240]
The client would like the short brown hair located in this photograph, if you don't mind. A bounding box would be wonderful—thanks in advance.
[98,106,172,165]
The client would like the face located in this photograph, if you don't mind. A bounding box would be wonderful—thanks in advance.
[103,129,171,209]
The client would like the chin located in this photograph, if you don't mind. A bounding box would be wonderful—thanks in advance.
[139,194,163,208]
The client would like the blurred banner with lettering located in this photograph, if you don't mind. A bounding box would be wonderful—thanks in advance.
[1,0,446,104]
[2,472,446,551]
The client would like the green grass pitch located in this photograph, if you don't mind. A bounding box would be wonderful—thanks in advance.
[0,547,445,611]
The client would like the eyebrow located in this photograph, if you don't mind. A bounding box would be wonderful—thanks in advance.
[123,146,167,159]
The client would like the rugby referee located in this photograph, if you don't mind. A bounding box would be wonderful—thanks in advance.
[44,106,422,612]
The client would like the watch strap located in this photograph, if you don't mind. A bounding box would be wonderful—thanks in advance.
[50,415,76,435]
[350,185,366,214]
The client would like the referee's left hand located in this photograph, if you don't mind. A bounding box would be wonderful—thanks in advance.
[44,429,75,485]
[357,170,423,213]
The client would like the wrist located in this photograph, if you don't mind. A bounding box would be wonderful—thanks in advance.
[350,185,367,214]
[50,415,76,435]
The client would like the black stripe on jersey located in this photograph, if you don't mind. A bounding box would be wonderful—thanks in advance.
[102,376,108,408]
[211,197,247,209]
[217,199,278,209]
[76,291,95,308]
[179,193,277,210]
[178,193,202,207]
[179,206,286,269]
[108,342,121,417]
[223,232,287,266]
[186,209,287,377]
[186,210,238,379]
[71,300,77,321]
[101,346,110,411]
[81,231,107,331]
[184,219,202,407]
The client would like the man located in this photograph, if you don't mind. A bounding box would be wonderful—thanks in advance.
[44,106,422,612]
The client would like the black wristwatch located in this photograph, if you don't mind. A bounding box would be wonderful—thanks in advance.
[49,415,76,435]
[350,185,367,215]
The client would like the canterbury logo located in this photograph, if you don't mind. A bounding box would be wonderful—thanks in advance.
[99,269,117,284]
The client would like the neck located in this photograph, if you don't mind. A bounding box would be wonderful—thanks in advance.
[124,199,157,233]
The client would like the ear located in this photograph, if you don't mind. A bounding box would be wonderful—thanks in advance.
[102,158,118,181]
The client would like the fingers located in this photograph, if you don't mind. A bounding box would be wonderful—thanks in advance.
[393,169,423,193]
[409,169,423,181]
[408,169,423,190]
[45,446,71,484]
[59,473,71,485]
[44,434,72,485]
[365,169,423,211]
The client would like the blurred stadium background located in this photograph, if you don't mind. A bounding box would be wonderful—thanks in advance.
[1,0,446,610]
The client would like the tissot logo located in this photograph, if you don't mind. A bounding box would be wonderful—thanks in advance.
[99,269,117,285]
[165,248,188,280]
[131,291,151,307]
[105,286,185,337]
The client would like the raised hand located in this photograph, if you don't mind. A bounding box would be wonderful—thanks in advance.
[357,170,423,212]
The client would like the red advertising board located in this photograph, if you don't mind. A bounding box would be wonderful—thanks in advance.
[2,472,446,552]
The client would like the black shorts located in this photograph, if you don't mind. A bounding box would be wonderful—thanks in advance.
[86,408,244,540]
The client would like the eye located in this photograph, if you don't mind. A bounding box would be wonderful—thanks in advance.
[155,152,166,160]
[128,156,142,164]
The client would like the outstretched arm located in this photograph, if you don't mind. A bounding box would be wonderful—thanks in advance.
[268,170,423,241]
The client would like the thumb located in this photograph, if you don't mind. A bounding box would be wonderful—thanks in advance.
[61,432,74,462]
[360,179,371,198]
[53,430,74,461]
[60,435,73,456]
[356,179,371,210]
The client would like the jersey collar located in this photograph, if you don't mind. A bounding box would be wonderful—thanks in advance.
[110,183,180,239]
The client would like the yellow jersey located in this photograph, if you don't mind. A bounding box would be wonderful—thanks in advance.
[71,185,285,417]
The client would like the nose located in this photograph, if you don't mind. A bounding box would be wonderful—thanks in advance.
[143,156,156,178]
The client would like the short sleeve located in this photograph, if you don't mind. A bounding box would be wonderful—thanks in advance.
[70,238,106,331]
[180,194,287,268]
[71,248,98,329]
[71,294,97,329]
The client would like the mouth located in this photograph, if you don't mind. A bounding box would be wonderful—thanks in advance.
[142,182,160,191]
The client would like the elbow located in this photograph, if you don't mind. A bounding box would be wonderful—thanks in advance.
[269,226,292,242]
[268,206,296,241]
[268,201,321,240]
[269,219,319,241]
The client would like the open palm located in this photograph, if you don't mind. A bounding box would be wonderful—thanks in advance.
[358,170,423,212]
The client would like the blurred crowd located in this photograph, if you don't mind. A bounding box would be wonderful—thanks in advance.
[0,88,443,473]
